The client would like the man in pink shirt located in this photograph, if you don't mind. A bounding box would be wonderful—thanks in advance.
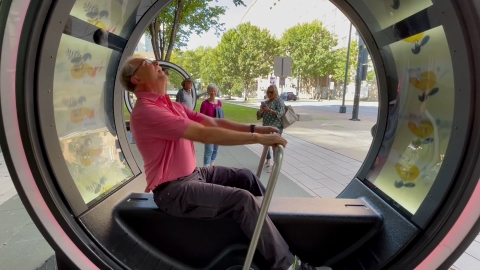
[119,57,322,270]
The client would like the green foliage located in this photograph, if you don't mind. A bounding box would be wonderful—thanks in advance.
[172,46,210,79]
[223,77,245,97]
[332,40,359,84]
[146,0,245,61]
[199,47,242,97]
[166,68,185,90]
[280,21,338,80]
[215,23,280,99]
[366,69,376,82]
[199,47,222,84]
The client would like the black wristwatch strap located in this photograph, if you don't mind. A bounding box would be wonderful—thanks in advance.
[250,124,255,133]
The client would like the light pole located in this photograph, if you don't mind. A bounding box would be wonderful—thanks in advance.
[297,68,300,96]
[327,74,332,101]
[340,22,353,113]
[351,37,366,121]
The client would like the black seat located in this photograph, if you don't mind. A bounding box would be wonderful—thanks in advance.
[100,193,383,269]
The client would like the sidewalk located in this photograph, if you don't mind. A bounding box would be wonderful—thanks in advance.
[224,99,377,161]
[0,155,55,270]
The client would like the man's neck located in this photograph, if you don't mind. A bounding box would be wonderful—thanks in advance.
[184,88,191,93]
[136,82,166,95]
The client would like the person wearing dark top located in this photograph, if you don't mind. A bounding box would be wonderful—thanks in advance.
[176,78,195,110]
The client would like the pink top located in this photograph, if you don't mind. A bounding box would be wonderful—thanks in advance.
[200,100,222,118]
[130,92,205,192]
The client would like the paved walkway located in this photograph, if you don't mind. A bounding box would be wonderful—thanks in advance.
[0,155,55,270]
[0,100,478,269]
[225,99,377,162]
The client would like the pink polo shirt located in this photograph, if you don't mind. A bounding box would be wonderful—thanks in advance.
[130,91,205,192]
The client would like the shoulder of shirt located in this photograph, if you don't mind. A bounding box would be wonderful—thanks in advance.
[173,101,188,111]
[132,99,168,115]
[135,98,159,107]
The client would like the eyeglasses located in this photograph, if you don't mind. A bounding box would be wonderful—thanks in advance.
[267,91,274,94]
[132,59,154,76]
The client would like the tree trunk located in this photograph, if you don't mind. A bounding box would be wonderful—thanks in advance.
[165,0,184,61]
[149,22,161,60]
[244,81,249,101]
[160,23,165,60]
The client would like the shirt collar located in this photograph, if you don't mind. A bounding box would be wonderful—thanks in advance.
[135,91,168,103]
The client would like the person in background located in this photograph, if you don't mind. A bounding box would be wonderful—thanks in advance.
[176,78,195,110]
[200,83,223,167]
[257,85,285,172]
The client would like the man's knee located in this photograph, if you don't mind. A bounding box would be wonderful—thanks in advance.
[231,189,259,210]
[237,168,257,183]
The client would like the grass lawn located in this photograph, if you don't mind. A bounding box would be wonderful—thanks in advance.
[124,100,261,124]
[194,100,260,124]
[124,104,130,120]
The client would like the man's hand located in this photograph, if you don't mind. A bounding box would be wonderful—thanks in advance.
[256,133,287,148]
[255,126,279,134]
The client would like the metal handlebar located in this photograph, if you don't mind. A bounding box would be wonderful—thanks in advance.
[243,145,285,270]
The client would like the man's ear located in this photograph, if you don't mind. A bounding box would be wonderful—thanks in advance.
[131,76,141,85]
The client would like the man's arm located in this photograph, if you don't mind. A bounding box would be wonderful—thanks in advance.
[202,117,279,134]
[134,103,286,147]
[183,121,286,147]
[183,105,279,134]
[202,117,251,132]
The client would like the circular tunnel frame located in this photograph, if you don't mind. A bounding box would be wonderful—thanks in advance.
[1,0,480,269]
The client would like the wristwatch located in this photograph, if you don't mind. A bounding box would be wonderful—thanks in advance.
[250,124,255,133]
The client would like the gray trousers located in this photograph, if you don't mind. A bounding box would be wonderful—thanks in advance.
[153,166,295,270]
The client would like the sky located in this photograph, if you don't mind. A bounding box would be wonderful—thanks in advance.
[185,0,255,50]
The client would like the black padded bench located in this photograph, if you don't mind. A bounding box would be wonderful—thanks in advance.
[98,193,383,270]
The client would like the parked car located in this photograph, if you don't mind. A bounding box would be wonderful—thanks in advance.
[280,92,297,101]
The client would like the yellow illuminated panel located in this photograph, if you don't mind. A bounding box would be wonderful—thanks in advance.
[53,34,133,204]
[69,0,142,38]
[361,0,432,30]
[367,26,454,214]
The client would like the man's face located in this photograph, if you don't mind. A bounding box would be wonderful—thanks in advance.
[184,81,193,90]
[130,58,167,86]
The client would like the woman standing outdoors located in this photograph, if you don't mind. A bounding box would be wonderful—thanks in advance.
[257,85,285,171]
[200,84,224,167]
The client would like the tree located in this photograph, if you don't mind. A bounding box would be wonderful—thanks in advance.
[146,0,245,62]
[332,40,359,85]
[172,46,209,79]
[199,47,223,84]
[280,21,338,95]
[216,23,280,100]
[195,47,236,97]
[366,69,376,82]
